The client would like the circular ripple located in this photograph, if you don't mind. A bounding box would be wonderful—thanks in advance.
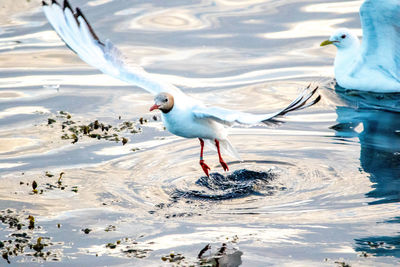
[171,169,286,200]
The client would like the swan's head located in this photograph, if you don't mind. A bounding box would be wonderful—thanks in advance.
[150,92,174,113]
[320,28,359,49]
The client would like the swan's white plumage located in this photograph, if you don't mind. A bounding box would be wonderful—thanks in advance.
[323,0,400,92]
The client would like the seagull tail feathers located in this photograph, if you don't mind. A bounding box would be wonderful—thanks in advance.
[261,84,321,125]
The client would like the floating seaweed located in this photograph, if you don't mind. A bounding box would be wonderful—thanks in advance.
[20,172,78,196]
[46,111,146,146]
[103,238,152,259]
[0,210,61,264]
[28,215,34,230]
[104,225,116,232]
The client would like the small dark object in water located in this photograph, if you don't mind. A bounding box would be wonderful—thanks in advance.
[122,137,128,145]
[198,244,211,258]
[28,216,34,230]
[2,251,9,264]
[57,172,64,185]
[47,118,56,125]
[161,252,185,263]
[71,134,78,144]
[106,243,116,249]
[217,243,227,255]
[82,228,91,234]
[93,120,100,130]
[104,225,116,232]
[45,171,54,177]
[32,237,44,252]
[32,181,37,190]
[335,261,352,267]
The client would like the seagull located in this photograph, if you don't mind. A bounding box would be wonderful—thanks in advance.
[42,0,320,176]
[320,0,400,93]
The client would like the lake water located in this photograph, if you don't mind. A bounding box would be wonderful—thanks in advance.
[0,0,399,266]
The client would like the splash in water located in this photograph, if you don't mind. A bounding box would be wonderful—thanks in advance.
[172,169,286,201]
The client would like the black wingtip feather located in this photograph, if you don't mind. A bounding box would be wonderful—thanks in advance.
[75,7,104,46]
[42,1,48,6]
[312,95,322,105]
[263,85,321,124]
[51,0,59,5]
[63,0,72,11]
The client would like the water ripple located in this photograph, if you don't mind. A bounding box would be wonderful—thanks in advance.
[172,169,284,200]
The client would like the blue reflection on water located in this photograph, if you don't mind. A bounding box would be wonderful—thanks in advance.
[331,85,400,258]
[355,217,400,258]
[333,86,400,205]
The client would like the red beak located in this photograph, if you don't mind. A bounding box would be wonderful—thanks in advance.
[149,104,160,111]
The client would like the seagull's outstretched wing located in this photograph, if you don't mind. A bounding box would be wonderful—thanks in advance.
[358,0,400,81]
[42,0,185,97]
[192,86,321,126]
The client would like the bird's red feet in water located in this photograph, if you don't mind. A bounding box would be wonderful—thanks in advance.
[199,160,211,177]
[199,138,211,176]
[219,160,229,172]
[215,139,229,171]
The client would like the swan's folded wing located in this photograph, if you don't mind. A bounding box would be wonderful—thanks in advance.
[42,0,184,97]
[192,86,320,126]
[358,0,400,81]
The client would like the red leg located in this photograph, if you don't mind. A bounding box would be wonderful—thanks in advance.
[199,138,210,177]
[215,139,229,171]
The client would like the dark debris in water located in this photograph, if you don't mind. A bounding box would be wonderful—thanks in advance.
[0,209,61,264]
[81,228,92,234]
[334,261,352,267]
[172,169,285,201]
[46,111,152,146]
[161,242,242,266]
[21,171,78,195]
[103,238,152,259]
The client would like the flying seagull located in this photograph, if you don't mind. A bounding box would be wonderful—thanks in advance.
[320,0,400,92]
[42,0,320,176]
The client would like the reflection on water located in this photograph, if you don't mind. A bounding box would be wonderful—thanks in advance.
[332,85,400,258]
[1,0,400,266]
[332,87,400,205]
[355,217,400,258]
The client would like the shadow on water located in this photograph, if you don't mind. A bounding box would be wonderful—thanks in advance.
[172,169,286,201]
[329,84,400,258]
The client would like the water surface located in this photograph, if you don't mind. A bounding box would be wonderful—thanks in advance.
[0,0,399,266]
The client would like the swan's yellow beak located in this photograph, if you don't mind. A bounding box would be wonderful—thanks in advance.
[320,40,334,46]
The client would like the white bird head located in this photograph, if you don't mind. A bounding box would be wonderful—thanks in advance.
[320,28,359,49]
[150,92,175,113]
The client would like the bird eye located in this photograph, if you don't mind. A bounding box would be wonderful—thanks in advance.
[163,99,168,103]
[341,34,346,39]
